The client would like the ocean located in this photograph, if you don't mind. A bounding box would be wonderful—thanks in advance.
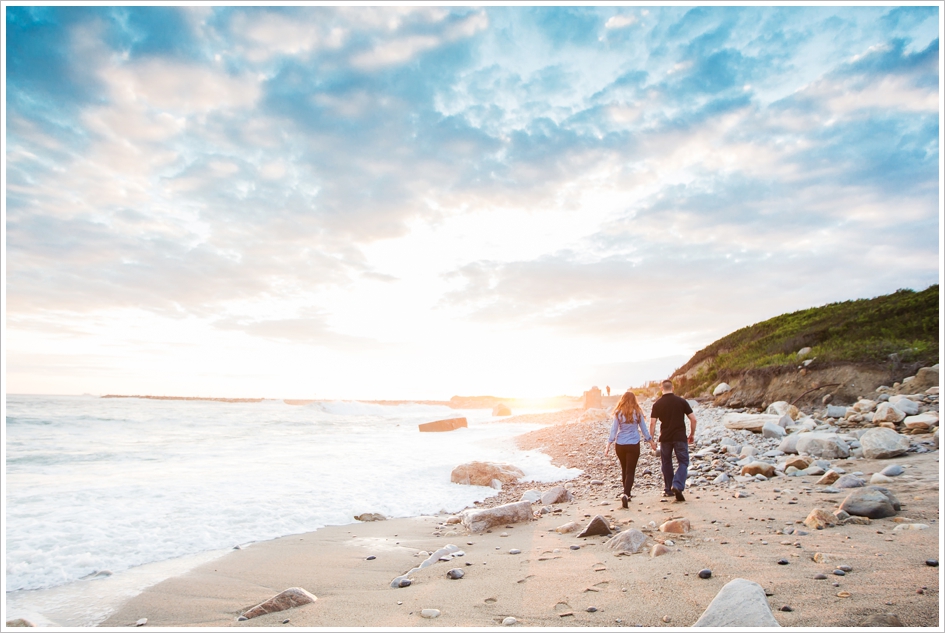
[4,394,580,626]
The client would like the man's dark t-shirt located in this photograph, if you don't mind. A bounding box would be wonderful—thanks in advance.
[650,393,693,443]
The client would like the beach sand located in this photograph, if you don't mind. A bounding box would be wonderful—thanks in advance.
[100,408,941,628]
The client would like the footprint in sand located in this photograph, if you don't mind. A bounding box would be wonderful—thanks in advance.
[554,601,572,612]
[484,597,497,604]
[517,574,536,584]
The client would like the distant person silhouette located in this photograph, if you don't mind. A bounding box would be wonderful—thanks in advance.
[606,386,611,396]
[605,391,656,508]
[649,379,698,502]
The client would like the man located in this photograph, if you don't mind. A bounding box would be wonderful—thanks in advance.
[649,379,698,502]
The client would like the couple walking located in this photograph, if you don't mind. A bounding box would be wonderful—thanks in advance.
[604,380,698,508]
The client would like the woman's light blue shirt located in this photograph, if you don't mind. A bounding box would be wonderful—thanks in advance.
[608,411,652,445]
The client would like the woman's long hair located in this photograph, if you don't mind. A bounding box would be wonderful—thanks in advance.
[613,390,644,425]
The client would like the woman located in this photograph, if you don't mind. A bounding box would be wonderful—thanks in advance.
[605,390,656,508]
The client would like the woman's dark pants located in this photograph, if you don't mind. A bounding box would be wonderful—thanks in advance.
[615,442,641,496]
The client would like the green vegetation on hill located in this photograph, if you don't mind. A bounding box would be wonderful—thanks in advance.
[673,285,940,397]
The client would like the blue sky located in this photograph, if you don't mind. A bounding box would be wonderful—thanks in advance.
[3,3,942,399]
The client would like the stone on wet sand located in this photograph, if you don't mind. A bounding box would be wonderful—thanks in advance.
[242,587,318,620]
[839,486,900,519]
[577,515,612,538]
[420,609,441,619]
[892,523,929,531]
[796,433,850,460]
[880,464,905,477]
[604,528,648,554]
[692,578,780,627]
[463,501,534,533]
[502,616,517,626]
[870,473,895,484]
[804,508,838,530]
[451,462,524,487]
[446,568,465,579]
[650,543,671,557]
[816,470,841,485]
[540,486,572,505]
[659,518,691,534]
[859,428,910,459]
[354,513,387,522]
[555,521,580,534]
[741,462,775,478]
[834,474,866,489]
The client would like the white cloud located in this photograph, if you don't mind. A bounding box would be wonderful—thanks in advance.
[605,14,638,30]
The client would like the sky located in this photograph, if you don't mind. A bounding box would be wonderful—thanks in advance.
[2,3,942,400]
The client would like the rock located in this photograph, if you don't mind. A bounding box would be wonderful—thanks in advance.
[859,428,910,459]
[763,422,787,439]
[651,544,671,557]
[852,399,877,413]
[555,521,580,534]
[692,578,780,627]
[509,548,522,554]
[858,613,903,626]
[604,528,648,554]
[766,401,800,420]
[578,515,612,538]
[796,433,850,460]
[242,587,318,620]
[778,433,802,454]
[880,464,904,476]
[354,513,387,522]
[903,413,938,430]
[446,568,465,579]
[804,508,838,530]
[698,569,712,579]
[519,489,541,503]
[784,456,813,470]
[419,417,468,432]
[834,474,866,489]
[492,403,512,416]
[713,383,732,396]
[892,523,929,531]
[778,414,793,428]
[451,462,524,487]
[723,413,781,433]
[713,473,730,484]
[899,366,939,394]
[502,616,517,625]
[740,445,758,458]
[815,470,841,485]
[463,501,533,533]
[777,558,789,565]
[5,620,36,628]
[926,559,938,567]
[396,578,412,588]
[741,462,775,478]
[839,487,900,519]
[826,405,849,419]
[888,396,920,415]
[797,347,812,359]
[659,518,691,534]
[720,437,738,447]
[873,403,906,425]
[870,473,895,484]
[540,486,572,505]
[420,609,441,619]
[135,620,147,627]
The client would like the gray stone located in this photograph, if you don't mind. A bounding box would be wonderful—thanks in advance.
[241,587,318,620]
[720,437,738,447]
[462,501,534,533]
[713,473,730,484]
[873,402,906,425]
[519,489,542,504]
[420,609,441,619]
[763,421,786,439]
[859,428,910,460]
[826,405,849,419]
[713,382,732,396]
[578,515,612,538]
[604,528,648,554]
[692,578,780,627]
[778,433,802,454]
[446,568,464,579]
[834,474,866,489]
[796,433,850,460]
[839,486,901,519]
[778,414,793,428]
[888,396,919,415]
[879,464,904,477]
[540,486,572,505]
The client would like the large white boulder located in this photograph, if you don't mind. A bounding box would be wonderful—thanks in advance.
[451,462,524,487]
[462,501,533,533]
[888,396,919,415]
[692,578,780,627]
[873,402,906,425]
[713,382,732,396]
[859,428,910,459]
[722,413,781,433]
[903,412,938,431]
[795,433,850,460]
[765,401,800,420]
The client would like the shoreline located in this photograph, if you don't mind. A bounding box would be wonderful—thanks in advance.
[94,404,941,628]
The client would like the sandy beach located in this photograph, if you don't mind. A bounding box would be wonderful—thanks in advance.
[99,405,941,628]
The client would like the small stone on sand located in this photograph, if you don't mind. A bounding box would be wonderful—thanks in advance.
[698,569,712,579]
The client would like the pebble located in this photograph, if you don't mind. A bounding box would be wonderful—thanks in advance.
[698,569,712,579]
[397,579,412,588]
[777,559,789,565]
[837,591,851,598]
[420,609,441,618]
[813,574,827,580]
[779,606,793,612]
[282,619,289,624]
[502,617,517,626]
[447,568,464,580]
[833,570,845,576]
[366,556,376,560]
[135,619,147,627]
[237,616,248,621]
[838,565,852,572]
[926,559,939,567]
[662,615,671,623]
[587,607,599,613]
[509,549,522,555]
[570,545,580,550]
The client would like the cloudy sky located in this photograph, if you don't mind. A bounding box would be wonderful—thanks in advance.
[3,3,942,400]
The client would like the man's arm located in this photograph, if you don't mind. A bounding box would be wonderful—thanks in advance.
[649,418,657,442]
[687,412,698,444]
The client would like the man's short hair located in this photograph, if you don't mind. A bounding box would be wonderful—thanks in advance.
[661,380,674,392]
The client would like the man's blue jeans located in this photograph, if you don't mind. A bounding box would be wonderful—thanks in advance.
[660,441,690,492]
